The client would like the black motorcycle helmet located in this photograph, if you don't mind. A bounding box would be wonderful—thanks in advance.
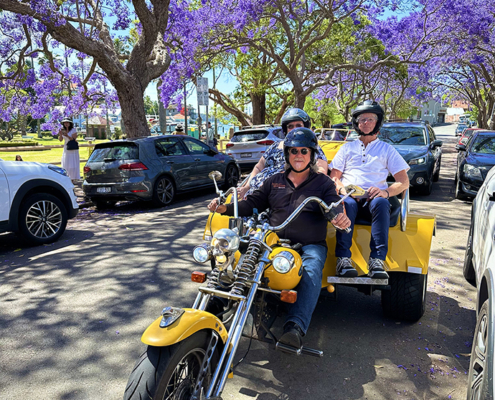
[351,100,385,136]
[284,127,318,173]
[281,108,311,134]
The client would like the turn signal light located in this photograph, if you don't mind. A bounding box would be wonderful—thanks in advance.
[83,166,91,174]
[118,162,148,171]
[191,271,207,283]
[256,140,274,146]
[280,290,297,303]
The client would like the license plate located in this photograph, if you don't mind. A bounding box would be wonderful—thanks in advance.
[96,187,111,193]
[240,153,252,158]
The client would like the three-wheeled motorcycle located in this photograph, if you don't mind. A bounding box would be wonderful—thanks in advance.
[123,171,436,400]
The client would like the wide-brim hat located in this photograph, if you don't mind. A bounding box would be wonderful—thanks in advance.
[61,118,73,124]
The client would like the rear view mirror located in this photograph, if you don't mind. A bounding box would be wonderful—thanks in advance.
[456,144,466,152]
[209,171,222,181]
[431,140,443,148]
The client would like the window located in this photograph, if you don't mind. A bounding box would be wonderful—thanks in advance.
[183,137,210,154]
[231,130,269,142]
[155,138,186,156]
[89,143,139,161]
[380,126,426,146]
[471,135,495,154]
[427,126,436,143]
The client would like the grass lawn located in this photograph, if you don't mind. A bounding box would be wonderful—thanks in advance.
[0,135,111,176]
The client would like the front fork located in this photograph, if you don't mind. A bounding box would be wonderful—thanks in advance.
[191,248,271,399]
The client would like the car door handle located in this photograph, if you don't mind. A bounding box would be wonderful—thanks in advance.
[166,161,174,164]
[194,158,201,161]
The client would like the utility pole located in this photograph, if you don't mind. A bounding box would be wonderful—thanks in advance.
[213,68,218,137]
[184,82,188,135]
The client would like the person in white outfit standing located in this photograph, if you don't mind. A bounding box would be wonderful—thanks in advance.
[58,118,81,182]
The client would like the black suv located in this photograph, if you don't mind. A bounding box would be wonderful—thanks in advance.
[380,122,443,195]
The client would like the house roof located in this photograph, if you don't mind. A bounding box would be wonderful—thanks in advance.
[87,116,114,125]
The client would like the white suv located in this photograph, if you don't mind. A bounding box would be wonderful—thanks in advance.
[0,161,79,245]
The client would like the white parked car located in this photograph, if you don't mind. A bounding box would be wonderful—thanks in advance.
[463,165,495,399]
[0,161,79,245]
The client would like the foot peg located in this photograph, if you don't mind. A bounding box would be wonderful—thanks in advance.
[276,342,323,357]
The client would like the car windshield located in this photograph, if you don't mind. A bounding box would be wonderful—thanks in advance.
[89,143,139,161]
[458,124,468,129]
[379,126,426,145]
[470,135,495,154]
[231,130,268,143]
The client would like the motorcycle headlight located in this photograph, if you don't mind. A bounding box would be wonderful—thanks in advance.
[211,228,240,252]
[464,164,482,180]
[272,251,295,274]
[408,156,426,165]
[193,243,211,263]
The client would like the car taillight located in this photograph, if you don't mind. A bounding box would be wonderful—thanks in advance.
[256,140,274,146]
[226,143,234,148]
[118,162,148,171]
[83,166,91,174]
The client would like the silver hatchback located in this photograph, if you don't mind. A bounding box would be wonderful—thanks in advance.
[225,126,284,171]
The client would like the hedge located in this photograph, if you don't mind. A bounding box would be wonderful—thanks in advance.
[0,141,39,147]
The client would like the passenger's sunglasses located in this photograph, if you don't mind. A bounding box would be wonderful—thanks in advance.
[289,148,310,155]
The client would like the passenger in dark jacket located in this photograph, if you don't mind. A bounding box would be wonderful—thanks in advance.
[208,128,350,350]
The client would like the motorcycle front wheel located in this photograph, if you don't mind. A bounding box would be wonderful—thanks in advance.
[123,331,219,400]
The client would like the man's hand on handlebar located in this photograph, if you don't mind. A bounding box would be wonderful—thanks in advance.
[208,198,227,214]
[331,212,351,231]
[237,185,249,199]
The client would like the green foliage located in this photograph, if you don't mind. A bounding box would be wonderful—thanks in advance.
[305,96,345,127]
[0,140,39,147]
[114,127,122,139]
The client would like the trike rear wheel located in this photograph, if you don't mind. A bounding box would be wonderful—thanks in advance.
[381,272,427,321]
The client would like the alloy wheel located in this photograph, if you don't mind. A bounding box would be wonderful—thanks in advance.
[25,200,63,239]
[156,177,175,205]
[469,310,488,399]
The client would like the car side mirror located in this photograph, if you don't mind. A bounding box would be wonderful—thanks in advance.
[431,139,442,148]
[490,192,495,202]
[456,144,467,152]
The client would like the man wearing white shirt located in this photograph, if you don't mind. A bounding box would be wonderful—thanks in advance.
[330,100,410,279]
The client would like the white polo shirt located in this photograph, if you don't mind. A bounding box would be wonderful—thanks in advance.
[330,138,410,190]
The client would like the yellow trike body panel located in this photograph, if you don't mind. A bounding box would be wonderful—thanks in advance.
[141,308,228,347]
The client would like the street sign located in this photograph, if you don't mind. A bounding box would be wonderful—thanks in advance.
[197,77,209,106]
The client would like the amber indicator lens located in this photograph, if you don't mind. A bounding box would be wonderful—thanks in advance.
[191,271,207,283]
[280,290,297,303]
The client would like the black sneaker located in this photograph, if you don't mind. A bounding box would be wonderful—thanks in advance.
[367,258,389,279]
[279,322,304,349]
[336,257,358,277]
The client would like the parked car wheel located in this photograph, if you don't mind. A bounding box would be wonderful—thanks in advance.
[463,223,476,286]
[18,193,68,245]
[418,178,433,195]
[223,164,240,190]
[381,272,427,321]
[455,179,470,200]
[432,157,441,182]
[467,300,493,400]
[153,175,175,207]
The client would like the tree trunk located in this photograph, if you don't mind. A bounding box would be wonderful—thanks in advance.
[250,92,266,125]
[294,90,306,109]
[114,79,150,138]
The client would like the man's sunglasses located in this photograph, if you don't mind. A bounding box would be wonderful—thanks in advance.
[289,148,310,155]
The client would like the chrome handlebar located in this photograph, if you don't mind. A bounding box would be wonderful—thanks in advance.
[268,189,355,234]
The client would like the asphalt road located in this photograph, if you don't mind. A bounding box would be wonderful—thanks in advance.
[0,123,477,400]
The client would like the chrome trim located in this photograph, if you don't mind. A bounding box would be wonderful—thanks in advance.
[400,188,409,232]
[272,251,295,274]
[159,306,185,328]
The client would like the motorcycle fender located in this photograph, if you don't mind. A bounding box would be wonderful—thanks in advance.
[141,308,228,347]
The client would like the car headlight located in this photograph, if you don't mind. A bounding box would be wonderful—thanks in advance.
[211,228,240,253]
[408,157,426,165]
[193,243,211,263]
[272,251,295,274]
[464,164,482,179]
[48,165,68,176]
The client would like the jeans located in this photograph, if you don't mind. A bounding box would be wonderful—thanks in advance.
[285,244,327,334]
[335,196,391,261]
